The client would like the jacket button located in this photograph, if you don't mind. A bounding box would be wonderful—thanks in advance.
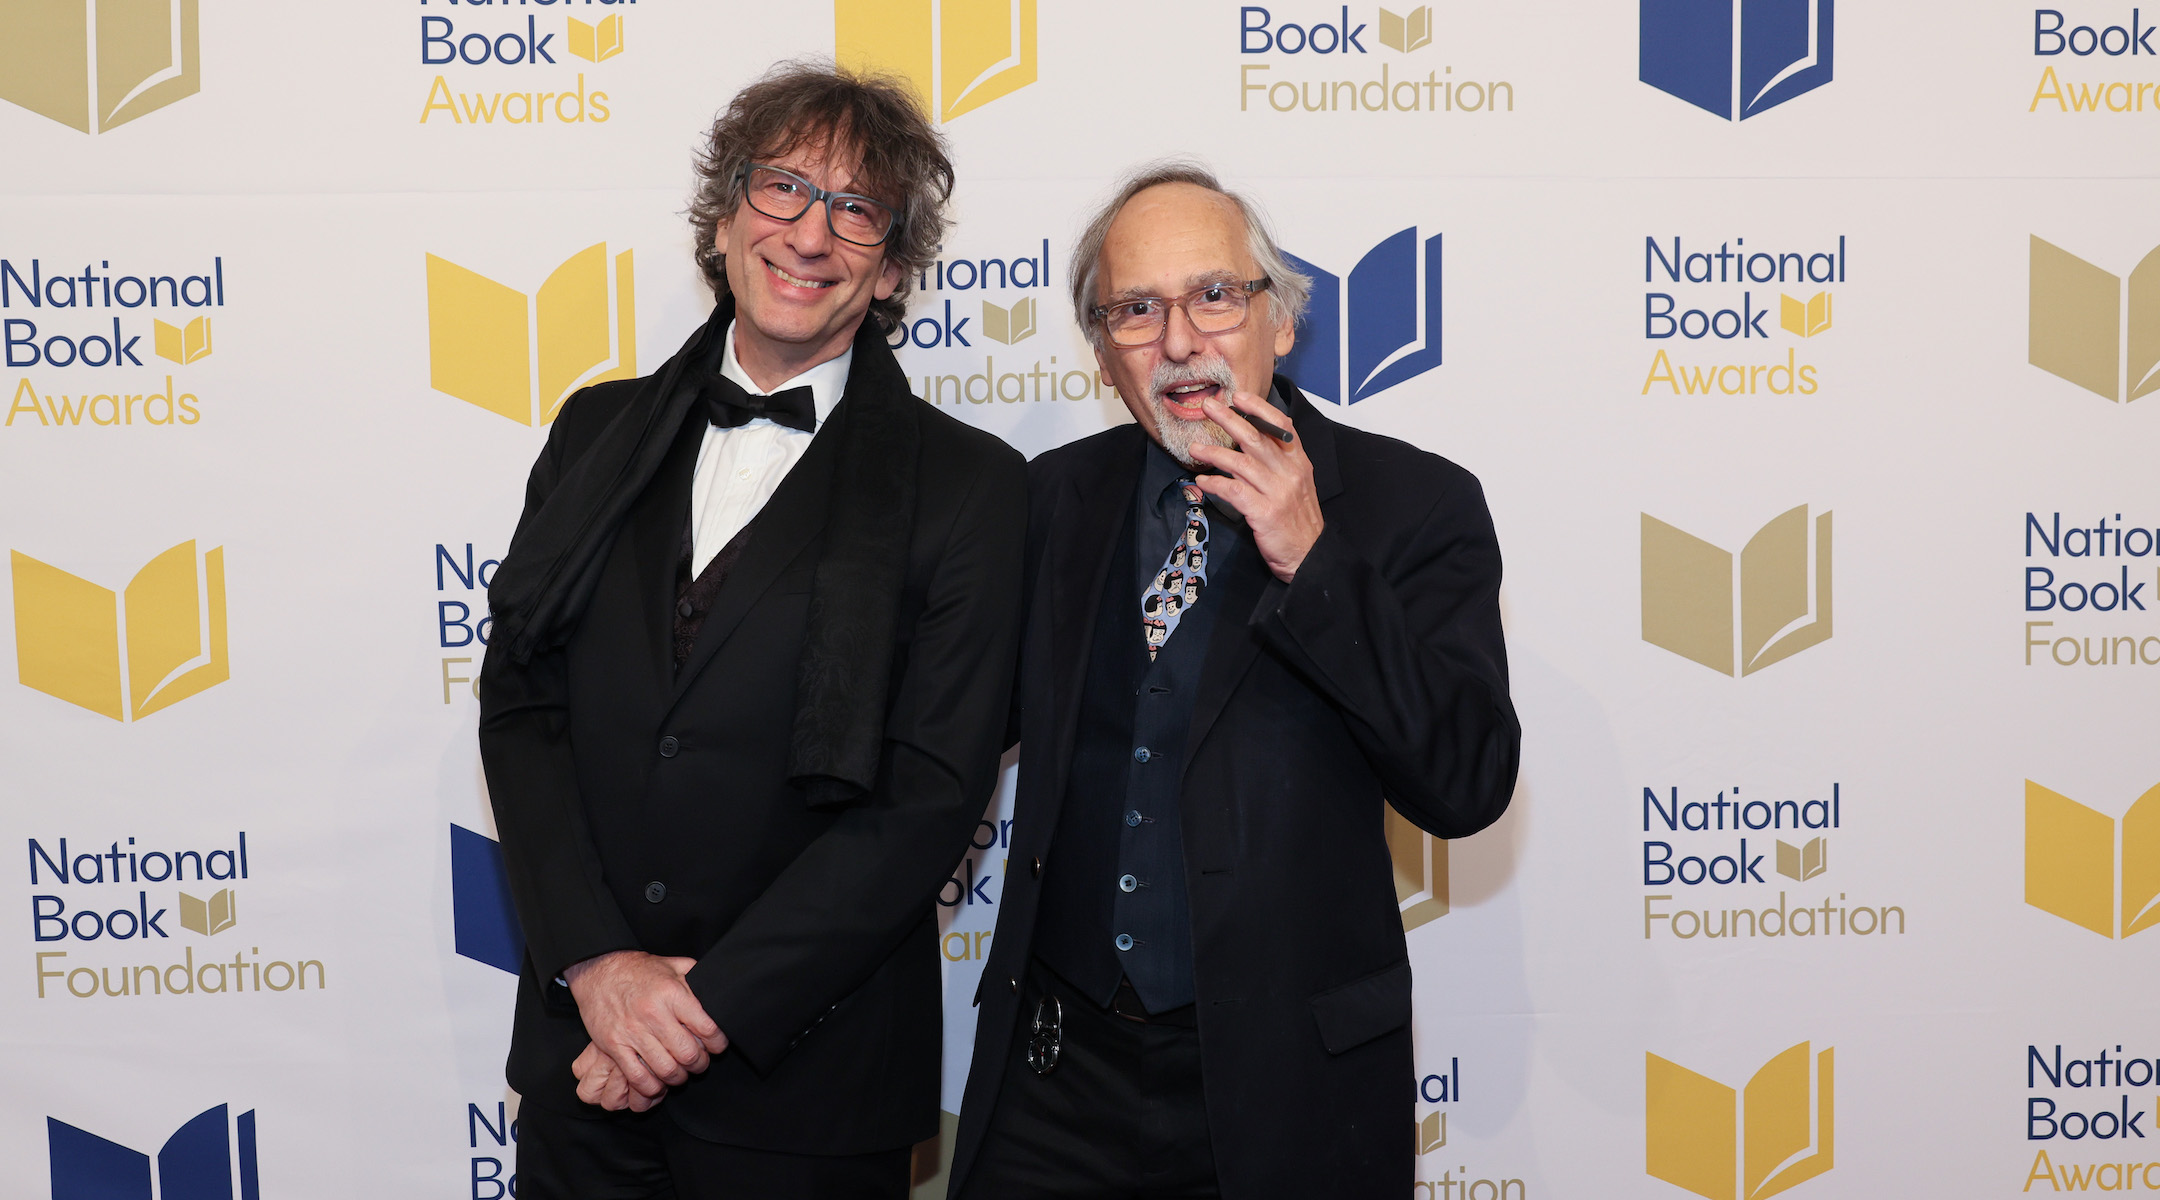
[1125,810,1142,827]
[1009,976,1019,994]
[643,881,666,903]
[1119,874,1137,893]
[1132,746,1151,763]
[1114,933,1134,951]
[1031,856,1043,878]
[658,736,679,758]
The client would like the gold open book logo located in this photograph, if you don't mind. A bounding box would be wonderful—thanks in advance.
[0,0,200,133]
[11,540,229,721]
[1779,293,1832,338]
[1775,838,1826,882]
[983,297,1036,345]
[1417,1110,1447,1153]
[1379,6,1433,52]
[155,316,212,364]
[2026,780,2160,939]
[1642,506,1833,677]
[1647,1043,1834,1200]
[179,888,236,936]
[426,244,636,426]
[2029,236,2160,403]
[568,15,624,62]
[836,0,1038,123]
[1388,806,1448,931]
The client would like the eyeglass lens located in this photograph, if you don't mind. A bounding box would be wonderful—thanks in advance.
[744,166,895,246]
[1105,285,1253,347]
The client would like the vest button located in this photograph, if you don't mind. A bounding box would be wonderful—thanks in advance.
[678,599,695,619]
[1119,874,1137,893]
[1114,933,1134,952]
[1009,976,1020,994]
[1031,856,1043,878]
[1125,810,1142,827]
[1133,746,1151,763]
[643,881,666,904]
[659,736,679,758]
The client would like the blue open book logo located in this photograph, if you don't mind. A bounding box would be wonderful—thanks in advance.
[1280,228,1443,405]
[49,1105,259,1200]
[1640,0,1834,120]
[452,824,526,975]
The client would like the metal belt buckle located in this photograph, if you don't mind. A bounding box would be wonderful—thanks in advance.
[1025,994,1062,1076]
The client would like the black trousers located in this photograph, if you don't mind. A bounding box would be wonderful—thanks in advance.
[959,958,1219,1200]
[518,1102,910,1200]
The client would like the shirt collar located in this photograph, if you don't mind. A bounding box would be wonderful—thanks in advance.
[718,319,852,429]
[1139,436,1190,510]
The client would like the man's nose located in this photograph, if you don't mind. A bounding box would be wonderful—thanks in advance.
[787,201,833,256]
[1160,303,1203,360]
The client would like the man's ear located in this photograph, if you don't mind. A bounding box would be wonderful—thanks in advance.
[1091,346,1122,399]
[873,253,903,302]
[1271,309,1296,358]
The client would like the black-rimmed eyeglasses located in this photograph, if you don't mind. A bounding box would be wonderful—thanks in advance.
[1089,278,1272,348]
[737,163,902,248]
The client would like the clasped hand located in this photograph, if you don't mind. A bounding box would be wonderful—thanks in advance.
[565,950,728,1112]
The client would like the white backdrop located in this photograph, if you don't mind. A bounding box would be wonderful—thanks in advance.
[4,2,2157,1197]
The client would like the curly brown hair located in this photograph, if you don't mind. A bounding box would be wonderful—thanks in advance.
[687,60,954,334]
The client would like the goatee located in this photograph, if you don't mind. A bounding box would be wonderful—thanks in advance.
[1144,356,1238,469]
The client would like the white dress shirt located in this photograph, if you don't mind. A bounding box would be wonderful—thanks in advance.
[688,322,853,575]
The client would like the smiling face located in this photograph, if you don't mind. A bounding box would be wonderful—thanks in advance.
[715,133,903,389]
[1091,182,1295,468]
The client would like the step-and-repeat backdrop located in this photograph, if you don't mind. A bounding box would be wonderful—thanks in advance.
[3,1,2155,1196]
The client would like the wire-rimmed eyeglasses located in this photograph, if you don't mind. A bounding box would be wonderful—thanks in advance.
[737,163,902,248]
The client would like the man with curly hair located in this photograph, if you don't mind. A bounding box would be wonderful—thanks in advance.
[479,62,1025,1198]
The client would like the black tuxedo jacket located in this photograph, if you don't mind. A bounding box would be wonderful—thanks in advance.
[948,377,1520,1198]
[478,315,1026,1154]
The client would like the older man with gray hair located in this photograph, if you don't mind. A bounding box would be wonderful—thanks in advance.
[945,160,1521,1199]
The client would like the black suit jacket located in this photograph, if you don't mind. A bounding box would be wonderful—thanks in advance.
[949,376,1520,1198]
[478,314,1027,1154]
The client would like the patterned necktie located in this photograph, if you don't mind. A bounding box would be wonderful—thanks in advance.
[1140,481,1208,661]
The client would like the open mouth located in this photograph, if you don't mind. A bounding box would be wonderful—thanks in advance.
[764,259,836,290]
[1159,380,1222,419]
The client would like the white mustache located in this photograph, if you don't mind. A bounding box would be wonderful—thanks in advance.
[1150,356,1236,400]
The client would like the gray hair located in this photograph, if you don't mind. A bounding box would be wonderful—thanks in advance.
[1068,158,1312,351]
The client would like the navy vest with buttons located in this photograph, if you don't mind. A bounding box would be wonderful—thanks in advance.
[1033,485,1234,1014]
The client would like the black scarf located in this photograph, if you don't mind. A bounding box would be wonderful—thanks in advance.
[487,300,920,808]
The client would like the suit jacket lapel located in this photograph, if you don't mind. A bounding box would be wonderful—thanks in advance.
[625,413,705,690]
[666,402,841,705]
[1042,426,1145,827]
[1181,525,1268,770]
[1183,375,1343,763]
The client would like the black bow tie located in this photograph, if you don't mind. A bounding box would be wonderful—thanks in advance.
[698,373,817,434]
